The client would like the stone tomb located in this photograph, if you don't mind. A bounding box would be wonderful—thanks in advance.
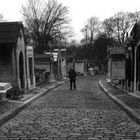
[0,22,36,100]
[0,82,12,100]
[108,47,126,83]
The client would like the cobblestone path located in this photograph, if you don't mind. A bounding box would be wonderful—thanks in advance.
[1,76,140,140]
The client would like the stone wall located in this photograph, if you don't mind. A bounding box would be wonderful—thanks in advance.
[75,62,85,74]
[0,64,12,82]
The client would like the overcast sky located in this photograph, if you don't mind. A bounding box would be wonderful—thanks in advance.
[0,0,140,41]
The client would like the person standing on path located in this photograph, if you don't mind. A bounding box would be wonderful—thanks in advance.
[68,67,77,90]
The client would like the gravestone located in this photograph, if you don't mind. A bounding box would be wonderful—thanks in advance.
[0,82,12,101]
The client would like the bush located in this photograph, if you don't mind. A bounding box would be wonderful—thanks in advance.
[44,72,50,80]
[35,72,42,82]
[6,86,24,99]
[76,72,84,76]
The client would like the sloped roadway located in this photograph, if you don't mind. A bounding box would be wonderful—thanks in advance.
[1,76,140,140]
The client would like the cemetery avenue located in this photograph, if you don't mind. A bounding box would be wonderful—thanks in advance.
[1,0,140,139]
[0,76,140,139]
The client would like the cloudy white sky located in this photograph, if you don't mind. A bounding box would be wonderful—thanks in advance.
[0,0,140,41]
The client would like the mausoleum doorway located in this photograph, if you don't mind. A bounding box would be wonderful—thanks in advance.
[136,46,140,91]
[29,57,33,85]
[19,52,24,89]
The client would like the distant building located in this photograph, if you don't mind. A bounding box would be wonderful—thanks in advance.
[66,53,87,76]
[34,54,53,83]
[107,47,126,83]
[75,60,87,75]
[52,49,67,79]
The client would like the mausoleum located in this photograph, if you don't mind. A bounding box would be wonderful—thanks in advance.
[0,22,35,92]
[107,47,126,83]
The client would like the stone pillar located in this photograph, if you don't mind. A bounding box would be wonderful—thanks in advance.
[26,45,36,89]
[32,56,36,87]
[16,50,21,89]
[134,46,137,92]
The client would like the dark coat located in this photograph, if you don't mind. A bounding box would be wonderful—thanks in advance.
[68,69,77,79]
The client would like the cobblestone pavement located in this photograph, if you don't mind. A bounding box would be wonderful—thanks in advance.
[1,76,140,140]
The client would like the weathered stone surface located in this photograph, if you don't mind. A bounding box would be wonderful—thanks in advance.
[0,76,140,139]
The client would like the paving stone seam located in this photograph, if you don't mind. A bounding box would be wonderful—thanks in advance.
[0,80,69,127]
[0,76,88,127]
[99,79,140,124]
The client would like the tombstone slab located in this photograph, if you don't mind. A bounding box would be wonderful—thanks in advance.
[0,83,12,101]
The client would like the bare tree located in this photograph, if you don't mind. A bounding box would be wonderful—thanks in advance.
[129,11,140,23]
[21,0,70,54]
[81,25,89,44]
[103,12,130,46]
[103,17,114,39]
[0,14,4,22]
[103,11,140,47]
[81,17,100,44]
[88,17,99,43]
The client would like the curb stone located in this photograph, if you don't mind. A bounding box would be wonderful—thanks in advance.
[0,80,69,127]
[99,79,140,124]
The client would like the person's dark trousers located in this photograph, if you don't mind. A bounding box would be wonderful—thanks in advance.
[70,78,76,90]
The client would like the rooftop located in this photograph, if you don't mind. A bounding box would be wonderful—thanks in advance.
[0,21,23,44]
